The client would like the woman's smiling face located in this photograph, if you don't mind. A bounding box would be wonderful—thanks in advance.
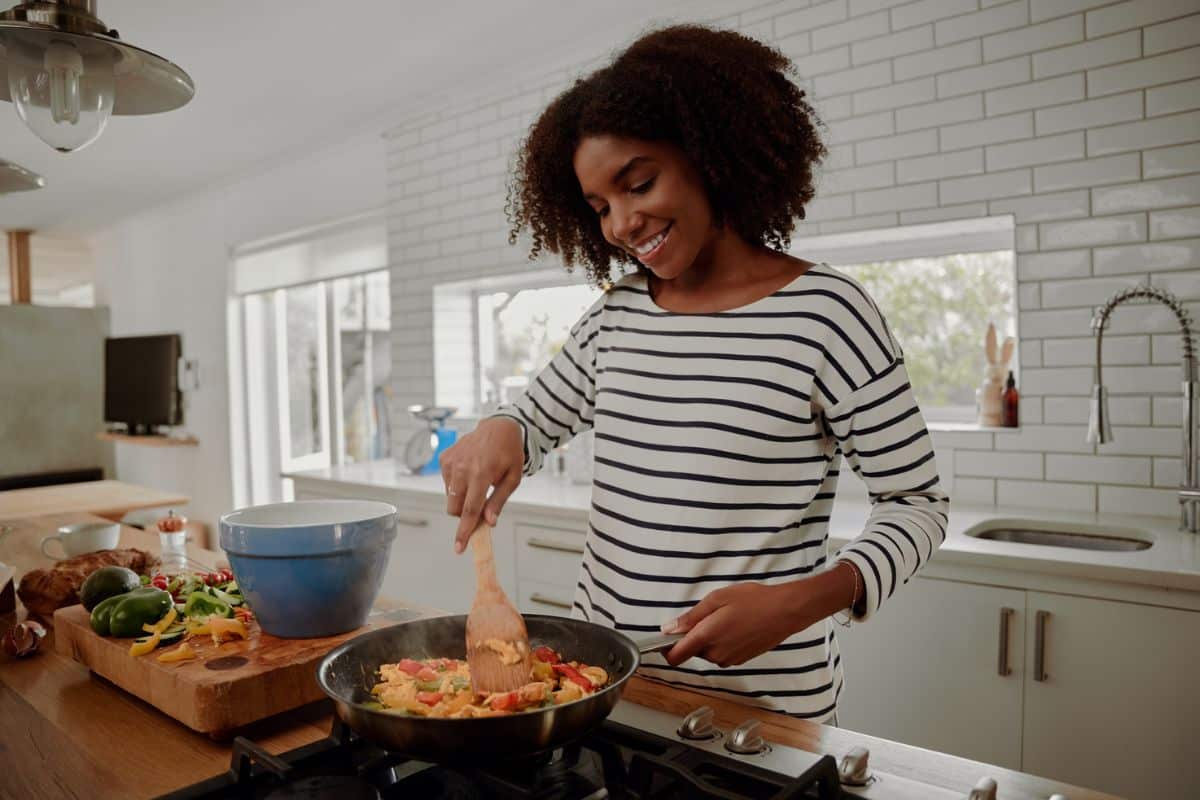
[573,135,718,281]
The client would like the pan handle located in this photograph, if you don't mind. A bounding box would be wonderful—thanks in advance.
[633,632,684,654]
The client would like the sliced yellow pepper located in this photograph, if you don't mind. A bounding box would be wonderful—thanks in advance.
[130,632,161,657]
[141,606,178,635]
[157,641,196,663]
[206,616,248,645]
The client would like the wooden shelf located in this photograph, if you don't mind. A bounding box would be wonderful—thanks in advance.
[96,432,198,447]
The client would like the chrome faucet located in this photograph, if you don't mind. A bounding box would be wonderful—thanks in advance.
[1087,283,1198,532]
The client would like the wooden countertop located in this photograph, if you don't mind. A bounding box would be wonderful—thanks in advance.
[0,480,189,521]
[0,514,1116,800]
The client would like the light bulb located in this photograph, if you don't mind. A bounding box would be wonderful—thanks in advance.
[7,35,115,152]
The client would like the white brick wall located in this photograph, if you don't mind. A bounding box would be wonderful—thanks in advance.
[386,0,1200,519]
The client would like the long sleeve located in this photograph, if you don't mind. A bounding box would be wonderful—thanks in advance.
[488,295,604,476]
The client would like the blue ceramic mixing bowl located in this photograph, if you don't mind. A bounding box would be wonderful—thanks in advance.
[219,499,398,638]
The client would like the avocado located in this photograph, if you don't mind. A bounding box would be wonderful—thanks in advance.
[80,566,141,611]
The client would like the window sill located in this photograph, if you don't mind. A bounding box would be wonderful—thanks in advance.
[929,421,1020,433]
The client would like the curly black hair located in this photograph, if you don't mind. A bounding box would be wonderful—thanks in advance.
[505,24,827,286]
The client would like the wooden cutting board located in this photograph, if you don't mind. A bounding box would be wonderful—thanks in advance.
[53,603,441,737]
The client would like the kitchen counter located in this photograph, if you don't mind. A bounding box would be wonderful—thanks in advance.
[0,480,189,521]
[0,517,1114,799]
[288,459,1200,604]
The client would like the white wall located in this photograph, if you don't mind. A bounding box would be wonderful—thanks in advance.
[92,130,387,529]
[385,0,1200,518]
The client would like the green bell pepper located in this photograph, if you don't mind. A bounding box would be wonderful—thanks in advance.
[108,588,173,638]
[183,590,232,621]
[89,593,126,635]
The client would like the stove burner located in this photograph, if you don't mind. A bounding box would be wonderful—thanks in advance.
[265,775,381,800]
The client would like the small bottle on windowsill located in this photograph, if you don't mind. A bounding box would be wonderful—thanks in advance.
[1002,371,1019,428]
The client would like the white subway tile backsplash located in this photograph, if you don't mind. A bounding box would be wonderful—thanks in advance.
[851,25,935,65]
[935,1,1029,46]
[1018,249,1091,279]
[986,73,1085,116]
[1149,207,1200,239]
[1039,213,1148,249]
[938,56,1031,99]
[992,132,1086,172]
[1035,91,1143,136]
[1153,457,1182,488]
[941,111,1033,150]
[1153,395,1182,426]
[995,424,1094,453]
[778,31,814,60]
[1143,142,1200,179]
[820,211,901,232]
[1020,366,1095,395]
[1031,149,1135,191]
[985,14,1084,61]
[778,0,849,38]
[1020,395,1044,423]
[1154,268,1200,301]
[855,128,939,163]
[1088,110,1200,157]
[826,143,857,170]
[1146,78,1200,117]
[1032,30,1141,80]
[849,0,911,15]
[854,181,939,214]
[894,40,981,81]
[1020,307,1095,338]
[1086,0,1199,39]
[892,0,977,30]
[815,10,890,49]
[1097,426,1183,456]
[794,46,852,78]
[1144,12,1200,55]
[817,94,856,121]
[816,60,893,97]
[1094,239,1200,274]
[1016,223,1039,251]
[998,479,1096,510]
[932,430,996,449]
[820,162,895,194]
[991,189,1090,222]
[1045,395,1151,425]
[900,202,991,223]
[806,193,856,221]
[896,94,984,132]
[1046,454,1150,484]
[1042,335,1150,366]
[957,450,1044,479]
[1098,485,1178,516]
[853,77,937,115]
[1019,281,1042,309]
[897,148,984,183]
[940,168,1031,204]
[1087,47,1200,99]
[1092,175,1200,215]
[1031,0,1116,24]
[953,477,997,504]
[1104,365,1188,396]
[827,110,896,143]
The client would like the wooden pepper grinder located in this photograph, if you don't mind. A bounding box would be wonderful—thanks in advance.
[157,510,189,577]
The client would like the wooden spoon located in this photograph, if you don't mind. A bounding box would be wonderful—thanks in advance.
[465,520,532,694]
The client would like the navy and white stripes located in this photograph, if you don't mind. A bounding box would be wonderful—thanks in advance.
[492,263,949,720]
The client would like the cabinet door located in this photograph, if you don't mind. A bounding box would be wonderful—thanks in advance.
[1022,593,1200,800]
[837,577,1026,769]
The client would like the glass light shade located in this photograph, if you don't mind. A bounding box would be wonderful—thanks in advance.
[6,33,114,152]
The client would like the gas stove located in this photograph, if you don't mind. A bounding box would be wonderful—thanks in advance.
[158,702,1012,800]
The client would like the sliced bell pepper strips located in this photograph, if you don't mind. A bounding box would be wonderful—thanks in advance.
[157,641,197,663]
[533,646,561,664]
[552,663,594,691]
[416,691,443,706]
[141,606,178,635]
[130,632,161,657]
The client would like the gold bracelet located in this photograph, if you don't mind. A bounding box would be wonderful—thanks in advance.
[832,560,859,628]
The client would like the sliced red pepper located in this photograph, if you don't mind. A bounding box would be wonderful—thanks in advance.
[416,667,439,682]
[552,663,594,691]
[416,691,443,706]
[397,658,424,676]
[489,690,520,711]
[533,646,561,664]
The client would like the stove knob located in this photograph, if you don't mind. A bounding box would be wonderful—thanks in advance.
[838,746,873,786]
[967,777,997,800]
[677,706,717,740]
[724,719,769,755]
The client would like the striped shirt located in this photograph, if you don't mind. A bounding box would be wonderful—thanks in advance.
[493,263,949,720]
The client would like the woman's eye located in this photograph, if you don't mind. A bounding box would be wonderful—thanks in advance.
[631,177,655,195]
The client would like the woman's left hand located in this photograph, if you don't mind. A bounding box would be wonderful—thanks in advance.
[660,579,830,667]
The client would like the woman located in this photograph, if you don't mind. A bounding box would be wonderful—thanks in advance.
[440,25,948,721]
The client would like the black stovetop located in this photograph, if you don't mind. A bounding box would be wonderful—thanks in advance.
[158,718,844,800]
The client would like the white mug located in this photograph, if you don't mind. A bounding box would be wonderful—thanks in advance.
[40,522,120,560]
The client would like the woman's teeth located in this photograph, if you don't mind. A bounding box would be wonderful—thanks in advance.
[635,225,670,257]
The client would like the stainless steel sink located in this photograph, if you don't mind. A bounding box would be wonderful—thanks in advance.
[965,520,1152,552]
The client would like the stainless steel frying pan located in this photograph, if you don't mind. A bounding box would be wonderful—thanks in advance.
[316,614,679,763]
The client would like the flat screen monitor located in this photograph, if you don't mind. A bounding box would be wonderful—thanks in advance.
[104,334,182,432]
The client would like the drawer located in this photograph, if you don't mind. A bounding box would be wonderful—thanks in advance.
[518,580,577,618]
[515,523,585,589]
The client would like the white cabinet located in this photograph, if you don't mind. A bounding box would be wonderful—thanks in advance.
[1021,592,1200,800]
[836,577,1026,769]
[513,519,586,618]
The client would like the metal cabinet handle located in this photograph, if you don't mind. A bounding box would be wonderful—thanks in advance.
[396,517,429,528]
[997,607,1014,677]
[1034,610,1050,682]
[529,592,573,610]
[526,537,585,555]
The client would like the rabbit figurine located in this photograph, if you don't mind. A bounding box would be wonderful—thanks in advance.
[978,322,1014,427]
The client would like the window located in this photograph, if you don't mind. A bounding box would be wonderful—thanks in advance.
[230,213,391,505]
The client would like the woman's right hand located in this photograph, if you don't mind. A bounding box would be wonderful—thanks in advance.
[440,416,525,553]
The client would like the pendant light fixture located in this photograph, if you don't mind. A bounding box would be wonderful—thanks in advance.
[0,157,43,191]
[0,1,194,153]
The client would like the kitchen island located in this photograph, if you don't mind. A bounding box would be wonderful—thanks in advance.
[1,515,1118,798]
